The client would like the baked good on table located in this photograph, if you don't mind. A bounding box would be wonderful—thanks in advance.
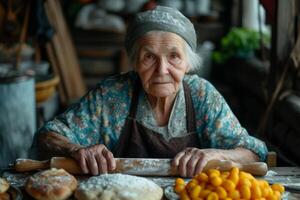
[174,167,285,200]
[0,178,9,194]
[25,168,78,200]
[75,173,163,200]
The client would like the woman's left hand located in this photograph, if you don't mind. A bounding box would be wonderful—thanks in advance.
[172,147,225,178]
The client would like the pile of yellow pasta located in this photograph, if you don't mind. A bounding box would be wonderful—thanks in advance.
[174,167,285,200]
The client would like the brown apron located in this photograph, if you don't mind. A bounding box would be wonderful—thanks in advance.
[113,79,200,158]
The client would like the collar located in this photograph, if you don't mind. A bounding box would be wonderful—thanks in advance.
[136,82,187,140]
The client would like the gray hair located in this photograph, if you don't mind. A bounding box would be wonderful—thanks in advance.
[127,32,202,72]
[185,41,202,73]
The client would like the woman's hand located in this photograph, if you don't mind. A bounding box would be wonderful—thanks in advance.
[70,144,116,175]
[172,148,225,178]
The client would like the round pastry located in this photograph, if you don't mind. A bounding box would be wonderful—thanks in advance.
[25,168,77,200]
[75,173,163,200]
[0,178,9,194]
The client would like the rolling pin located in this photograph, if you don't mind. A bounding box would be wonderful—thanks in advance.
[14,157,268,176]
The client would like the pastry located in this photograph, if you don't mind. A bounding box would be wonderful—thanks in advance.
[25,168,77,200]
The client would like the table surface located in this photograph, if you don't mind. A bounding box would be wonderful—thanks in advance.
[2,167,300,200]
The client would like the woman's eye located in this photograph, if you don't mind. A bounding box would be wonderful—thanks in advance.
[144,53,154,60]
[169,53,180,62]
[170,53,178,59]
[142,53,156,66]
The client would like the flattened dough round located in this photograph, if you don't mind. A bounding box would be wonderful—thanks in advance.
[25,168,77,200]
[75,173,163,200]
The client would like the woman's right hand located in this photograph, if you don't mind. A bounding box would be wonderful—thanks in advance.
[70,144,116,175]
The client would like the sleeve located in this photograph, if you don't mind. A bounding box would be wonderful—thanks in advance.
[37,87,104,147]
[200,81,268,161]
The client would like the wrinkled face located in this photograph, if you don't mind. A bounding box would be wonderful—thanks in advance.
[135,32,189,98]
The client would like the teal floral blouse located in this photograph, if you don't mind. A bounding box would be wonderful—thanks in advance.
[37,71,268,161]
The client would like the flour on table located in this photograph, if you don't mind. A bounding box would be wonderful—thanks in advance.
[114,158,174,176]
[75,173,163,200]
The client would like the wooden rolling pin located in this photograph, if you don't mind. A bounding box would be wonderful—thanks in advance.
[14,157,268,176]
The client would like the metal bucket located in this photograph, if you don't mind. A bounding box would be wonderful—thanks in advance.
[0,72,36,168]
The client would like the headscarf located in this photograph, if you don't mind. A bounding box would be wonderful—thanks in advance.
[125,6,197,53]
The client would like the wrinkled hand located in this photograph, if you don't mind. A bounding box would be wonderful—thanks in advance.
[172,148,224,177]
[70,144,116,175]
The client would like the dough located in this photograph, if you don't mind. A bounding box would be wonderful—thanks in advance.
[75,173,163,200]
[0,178,9,194]
[25,168,77,200]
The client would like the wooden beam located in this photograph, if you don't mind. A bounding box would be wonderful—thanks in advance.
[44,0,86,105]
[270,0,296,89]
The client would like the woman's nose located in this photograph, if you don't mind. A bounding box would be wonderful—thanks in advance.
[156,58,169,74]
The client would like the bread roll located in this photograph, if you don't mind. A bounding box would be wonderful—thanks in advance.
[25,168,77,200]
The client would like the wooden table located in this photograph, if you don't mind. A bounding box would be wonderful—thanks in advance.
[264,167,300,200]
[2,167,300,199]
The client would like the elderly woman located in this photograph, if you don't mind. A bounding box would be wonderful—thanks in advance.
[36,6,268,177]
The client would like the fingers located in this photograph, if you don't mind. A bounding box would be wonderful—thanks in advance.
[86,155,99,175]
[71,144,115,175]
[174,148,208,178]
[172,151,185,167]
[95,153,107,174]
[103,149,116,171]
[187,153,202,177]
[178,152,193,177]
[78,153,89,174]
[194,157,207,176]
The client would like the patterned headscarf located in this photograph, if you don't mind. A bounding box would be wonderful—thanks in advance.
[125,6,197,53]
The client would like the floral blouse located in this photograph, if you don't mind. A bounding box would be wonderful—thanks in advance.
[36,71,268,161]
